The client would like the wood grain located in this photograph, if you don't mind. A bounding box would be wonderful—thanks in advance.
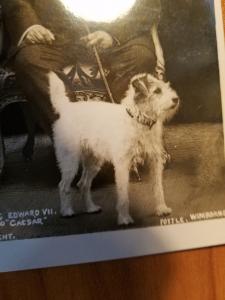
[1,1,225,299]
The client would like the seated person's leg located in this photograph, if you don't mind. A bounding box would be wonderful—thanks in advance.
[105,40,156,102]
[13,44,69,134]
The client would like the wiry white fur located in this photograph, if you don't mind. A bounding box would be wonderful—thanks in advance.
[49,72,179,225]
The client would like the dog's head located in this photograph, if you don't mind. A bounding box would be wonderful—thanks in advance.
[124,73,180,123]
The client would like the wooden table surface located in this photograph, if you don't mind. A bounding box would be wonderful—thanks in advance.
[1,2,225,299]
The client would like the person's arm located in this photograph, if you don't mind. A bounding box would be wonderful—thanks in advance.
[2,0,55,46]
[1,0,41,45]
[81,0,161,50]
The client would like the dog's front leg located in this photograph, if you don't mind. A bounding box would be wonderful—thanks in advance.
[150,155,172,216]
[115,162,134,225]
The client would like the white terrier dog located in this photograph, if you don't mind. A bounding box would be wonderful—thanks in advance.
[49,72,179,225]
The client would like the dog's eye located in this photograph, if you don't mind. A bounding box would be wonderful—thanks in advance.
[154,88,161,94]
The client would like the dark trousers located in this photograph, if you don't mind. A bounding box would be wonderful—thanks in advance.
[13,37,156,133]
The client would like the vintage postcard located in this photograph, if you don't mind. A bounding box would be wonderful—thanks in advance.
[0,0,225,272]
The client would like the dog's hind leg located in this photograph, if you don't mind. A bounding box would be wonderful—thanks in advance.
[114,161,134,225]
[150,156,172,216]
[76,165,87,190]
[56,145,79,217]
[80,158,102,213]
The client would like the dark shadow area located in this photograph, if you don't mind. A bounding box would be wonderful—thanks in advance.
[160,0,222,123]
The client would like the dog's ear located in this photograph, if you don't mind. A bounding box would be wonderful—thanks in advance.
[132,75,149,96]
[154,71,167,82]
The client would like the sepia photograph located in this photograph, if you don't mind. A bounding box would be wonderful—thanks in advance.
[0,0,225,272]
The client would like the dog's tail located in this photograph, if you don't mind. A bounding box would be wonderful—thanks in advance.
[48,71,70,111]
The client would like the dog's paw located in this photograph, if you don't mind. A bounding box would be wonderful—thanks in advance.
[60,206,75,217]
[86,204,102,214]
[155,205,172,216]
[118,214,134,225]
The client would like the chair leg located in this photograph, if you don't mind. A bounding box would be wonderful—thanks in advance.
[0,115,5,179]
[21,103,36,161]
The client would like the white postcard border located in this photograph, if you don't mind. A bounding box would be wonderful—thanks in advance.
[0,219,225,272]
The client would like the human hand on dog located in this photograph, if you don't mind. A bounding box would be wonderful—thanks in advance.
[81,30,114,50]
[25,25,55,45]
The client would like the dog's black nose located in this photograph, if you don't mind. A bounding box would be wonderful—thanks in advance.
[172,97,179,104]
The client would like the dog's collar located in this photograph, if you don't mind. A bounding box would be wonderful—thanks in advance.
[126,106,156,129]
